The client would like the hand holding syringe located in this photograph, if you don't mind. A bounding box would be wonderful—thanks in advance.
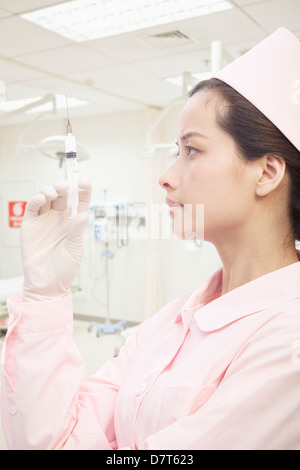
[65,97,78,218]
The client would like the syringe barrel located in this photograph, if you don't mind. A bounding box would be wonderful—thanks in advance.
[66,155,78,173]
[65,151,78,218]
[65,130,78,217]
[65,132,76,153]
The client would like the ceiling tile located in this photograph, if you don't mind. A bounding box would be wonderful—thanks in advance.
[233,0,267,5]
[0,0,66,14]
[86,29,197,64]
[4,82,50,101]
[0,16,71,57]
[176,8,265,46]
[107,78,182,108]
[0,57,47,83]
[133,49,211,79]
[19,75,94,101]
[17,44,119,75]
[0,8,11,18]
[69,64,158,89]
[243,0,300,33]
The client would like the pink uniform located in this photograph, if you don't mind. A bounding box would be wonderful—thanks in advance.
[1,263,300,450]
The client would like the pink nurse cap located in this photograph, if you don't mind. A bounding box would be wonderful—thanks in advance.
[214,28,300,152]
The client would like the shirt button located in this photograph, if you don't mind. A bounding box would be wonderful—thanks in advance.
[135,381,147,397]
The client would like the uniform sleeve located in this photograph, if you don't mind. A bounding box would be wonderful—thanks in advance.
[144,314,300,450]
[0,294,136,450]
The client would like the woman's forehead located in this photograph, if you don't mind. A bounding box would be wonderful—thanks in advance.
[178,90,223,135]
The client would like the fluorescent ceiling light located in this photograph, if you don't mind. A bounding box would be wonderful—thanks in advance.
[0,95,88,114]
[21,0,233,43]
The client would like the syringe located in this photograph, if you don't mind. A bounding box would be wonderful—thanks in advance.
[65,100,78,218]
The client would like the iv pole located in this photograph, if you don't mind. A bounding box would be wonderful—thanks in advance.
[88,190,127,336]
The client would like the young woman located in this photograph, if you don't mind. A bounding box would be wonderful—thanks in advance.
[1,27,300,450]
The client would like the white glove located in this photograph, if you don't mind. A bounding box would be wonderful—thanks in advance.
[21,178,91,302]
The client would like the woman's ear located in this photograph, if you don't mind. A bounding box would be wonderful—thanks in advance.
[255,155,286,197]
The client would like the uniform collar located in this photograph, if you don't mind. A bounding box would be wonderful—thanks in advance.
[177,261,300,332]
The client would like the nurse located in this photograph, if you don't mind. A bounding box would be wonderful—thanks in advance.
[1,27,300,450]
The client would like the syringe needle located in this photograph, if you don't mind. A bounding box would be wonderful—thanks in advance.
[65,94,69,120]
[65,94,72,133]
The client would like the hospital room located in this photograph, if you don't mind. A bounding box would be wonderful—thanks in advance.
[0,0,300,452]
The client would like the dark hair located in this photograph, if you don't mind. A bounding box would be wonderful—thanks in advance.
[188,78,300,241]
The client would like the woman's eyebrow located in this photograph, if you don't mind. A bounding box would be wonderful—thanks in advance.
[180,131,208,141]
[175,131,208,147]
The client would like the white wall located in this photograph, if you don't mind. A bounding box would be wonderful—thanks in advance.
[0,106,221,324]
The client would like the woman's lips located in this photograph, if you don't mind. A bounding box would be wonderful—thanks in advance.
[166,197,183,206]
[166,198,183,212]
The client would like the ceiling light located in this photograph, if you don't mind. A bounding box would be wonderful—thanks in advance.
[21,0,233,43]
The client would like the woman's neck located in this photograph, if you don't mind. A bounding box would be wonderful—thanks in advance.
[215,226,299,296]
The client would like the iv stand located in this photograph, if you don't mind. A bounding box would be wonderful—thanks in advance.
[88,235,127,336]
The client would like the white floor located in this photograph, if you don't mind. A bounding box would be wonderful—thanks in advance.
[0,319,131,450]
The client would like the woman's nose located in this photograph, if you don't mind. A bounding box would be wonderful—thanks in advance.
[158,173,171,190]
[158,162,180,191]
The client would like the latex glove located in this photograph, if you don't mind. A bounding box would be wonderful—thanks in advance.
[21,178,91,302]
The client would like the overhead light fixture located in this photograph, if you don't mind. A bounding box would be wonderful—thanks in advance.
[37,135,90,164]
[0,94,88,114]
[21,0,233,43]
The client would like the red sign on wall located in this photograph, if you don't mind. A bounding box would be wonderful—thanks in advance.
[8,201,27,228]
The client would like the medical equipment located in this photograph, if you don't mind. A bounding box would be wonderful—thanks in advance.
[65,96,78,218]
[87,193,146,336]
[88,239,127,336]
[37,135,89,167]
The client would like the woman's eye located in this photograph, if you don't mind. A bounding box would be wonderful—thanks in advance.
[186,146,198,157]
[174,145,200,158]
